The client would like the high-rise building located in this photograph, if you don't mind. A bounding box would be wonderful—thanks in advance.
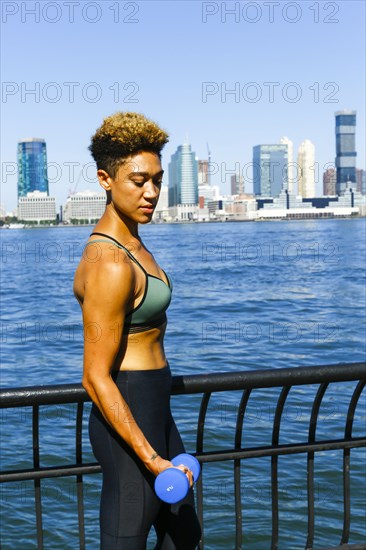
[279,136,294,194]
[297,139,315,198]
[335,110,357,195]
[323,167,337,196]
[230,173,244,195]
[198,160,209,186]
[253,144,288,197]
[17,138,49,198]
[168,143,198,206]
[356,168,365,194]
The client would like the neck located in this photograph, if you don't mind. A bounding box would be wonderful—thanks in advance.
[98,204,140,241]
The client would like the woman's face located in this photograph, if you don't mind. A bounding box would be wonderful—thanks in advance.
[100,151,164,224]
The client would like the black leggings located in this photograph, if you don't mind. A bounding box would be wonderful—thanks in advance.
[89,366,201,550]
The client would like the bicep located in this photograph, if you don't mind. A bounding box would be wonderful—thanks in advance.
[81,261,133,378]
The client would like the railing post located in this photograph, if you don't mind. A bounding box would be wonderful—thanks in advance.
[32,405,43,549]
[341,380,366,545]
[196,392,211,550]
[76,402,85,550]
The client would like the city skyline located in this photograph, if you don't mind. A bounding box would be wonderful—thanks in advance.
[3,105,365,214]
[3,115,365,217]
[6,101,365,215]
[1,1,365,211]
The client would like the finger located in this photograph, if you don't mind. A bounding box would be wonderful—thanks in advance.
[176,464,194,484]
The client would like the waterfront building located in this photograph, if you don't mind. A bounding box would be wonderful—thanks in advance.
[198,184,219,208]
[356,168,365,195]
[336,182,364,206]
[323,167,337,196]
[230,173,244,195]
[227,194,257,220]
[253,144,288,197]
[197,205,210,222]
[279,136,294,194]
[167,204,198,222]
[297,140,315,198]
[335,110,357,195]
[18,191,56,223]
[17,138,49,198]
[207,199,224,218]
[63,190,106,223]
[255,185,365,219]
[168,143,199,207]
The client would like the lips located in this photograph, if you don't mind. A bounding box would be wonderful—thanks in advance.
[140,204,155,213]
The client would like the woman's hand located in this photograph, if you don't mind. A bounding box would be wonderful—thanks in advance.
[145,455,194,487]
[175,463,194,487]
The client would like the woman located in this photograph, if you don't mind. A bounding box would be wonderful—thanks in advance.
[74,112,201,549]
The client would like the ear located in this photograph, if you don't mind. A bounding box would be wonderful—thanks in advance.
[97,169,112,191]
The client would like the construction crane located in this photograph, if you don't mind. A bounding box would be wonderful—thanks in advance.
[68,166,83,197]
[206,143,211,186]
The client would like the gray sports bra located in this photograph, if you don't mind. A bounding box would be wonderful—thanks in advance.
[88,232,172,334]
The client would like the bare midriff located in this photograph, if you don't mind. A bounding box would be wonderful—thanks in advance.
[115,324,168,371]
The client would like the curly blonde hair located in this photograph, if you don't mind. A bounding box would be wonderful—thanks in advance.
[89,112,169,178]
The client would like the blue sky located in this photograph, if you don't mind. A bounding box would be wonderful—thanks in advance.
[1,0,365,210]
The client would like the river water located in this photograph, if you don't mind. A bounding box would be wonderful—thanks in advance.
[0,218,365,548]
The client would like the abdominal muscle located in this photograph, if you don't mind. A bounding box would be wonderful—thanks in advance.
[115,323,168,372]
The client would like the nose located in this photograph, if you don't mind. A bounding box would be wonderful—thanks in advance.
[143,180,159,199]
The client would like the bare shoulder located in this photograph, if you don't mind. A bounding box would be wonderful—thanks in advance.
[73,239,135,308]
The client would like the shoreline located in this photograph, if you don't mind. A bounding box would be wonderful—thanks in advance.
[1,214,365,229]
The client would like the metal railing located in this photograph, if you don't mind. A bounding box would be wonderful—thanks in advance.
[1,362,365,550]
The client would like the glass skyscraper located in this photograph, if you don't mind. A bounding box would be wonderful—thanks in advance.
[168,143,198,206]
[335,110,357,195]
[17,138,49,197]
[253,144,288,197]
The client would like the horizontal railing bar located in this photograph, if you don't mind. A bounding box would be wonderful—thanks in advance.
[2,437,364,483]
[1,362,365,407]
[0,463,101,482]
[315,545,366,550]
[195,438,366,463]
[0,384,89,408]
[173,362,365,394]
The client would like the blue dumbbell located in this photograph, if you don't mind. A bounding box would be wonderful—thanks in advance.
[154,453,200,504]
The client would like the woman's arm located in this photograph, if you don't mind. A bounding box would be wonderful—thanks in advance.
[80,247,171,476]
